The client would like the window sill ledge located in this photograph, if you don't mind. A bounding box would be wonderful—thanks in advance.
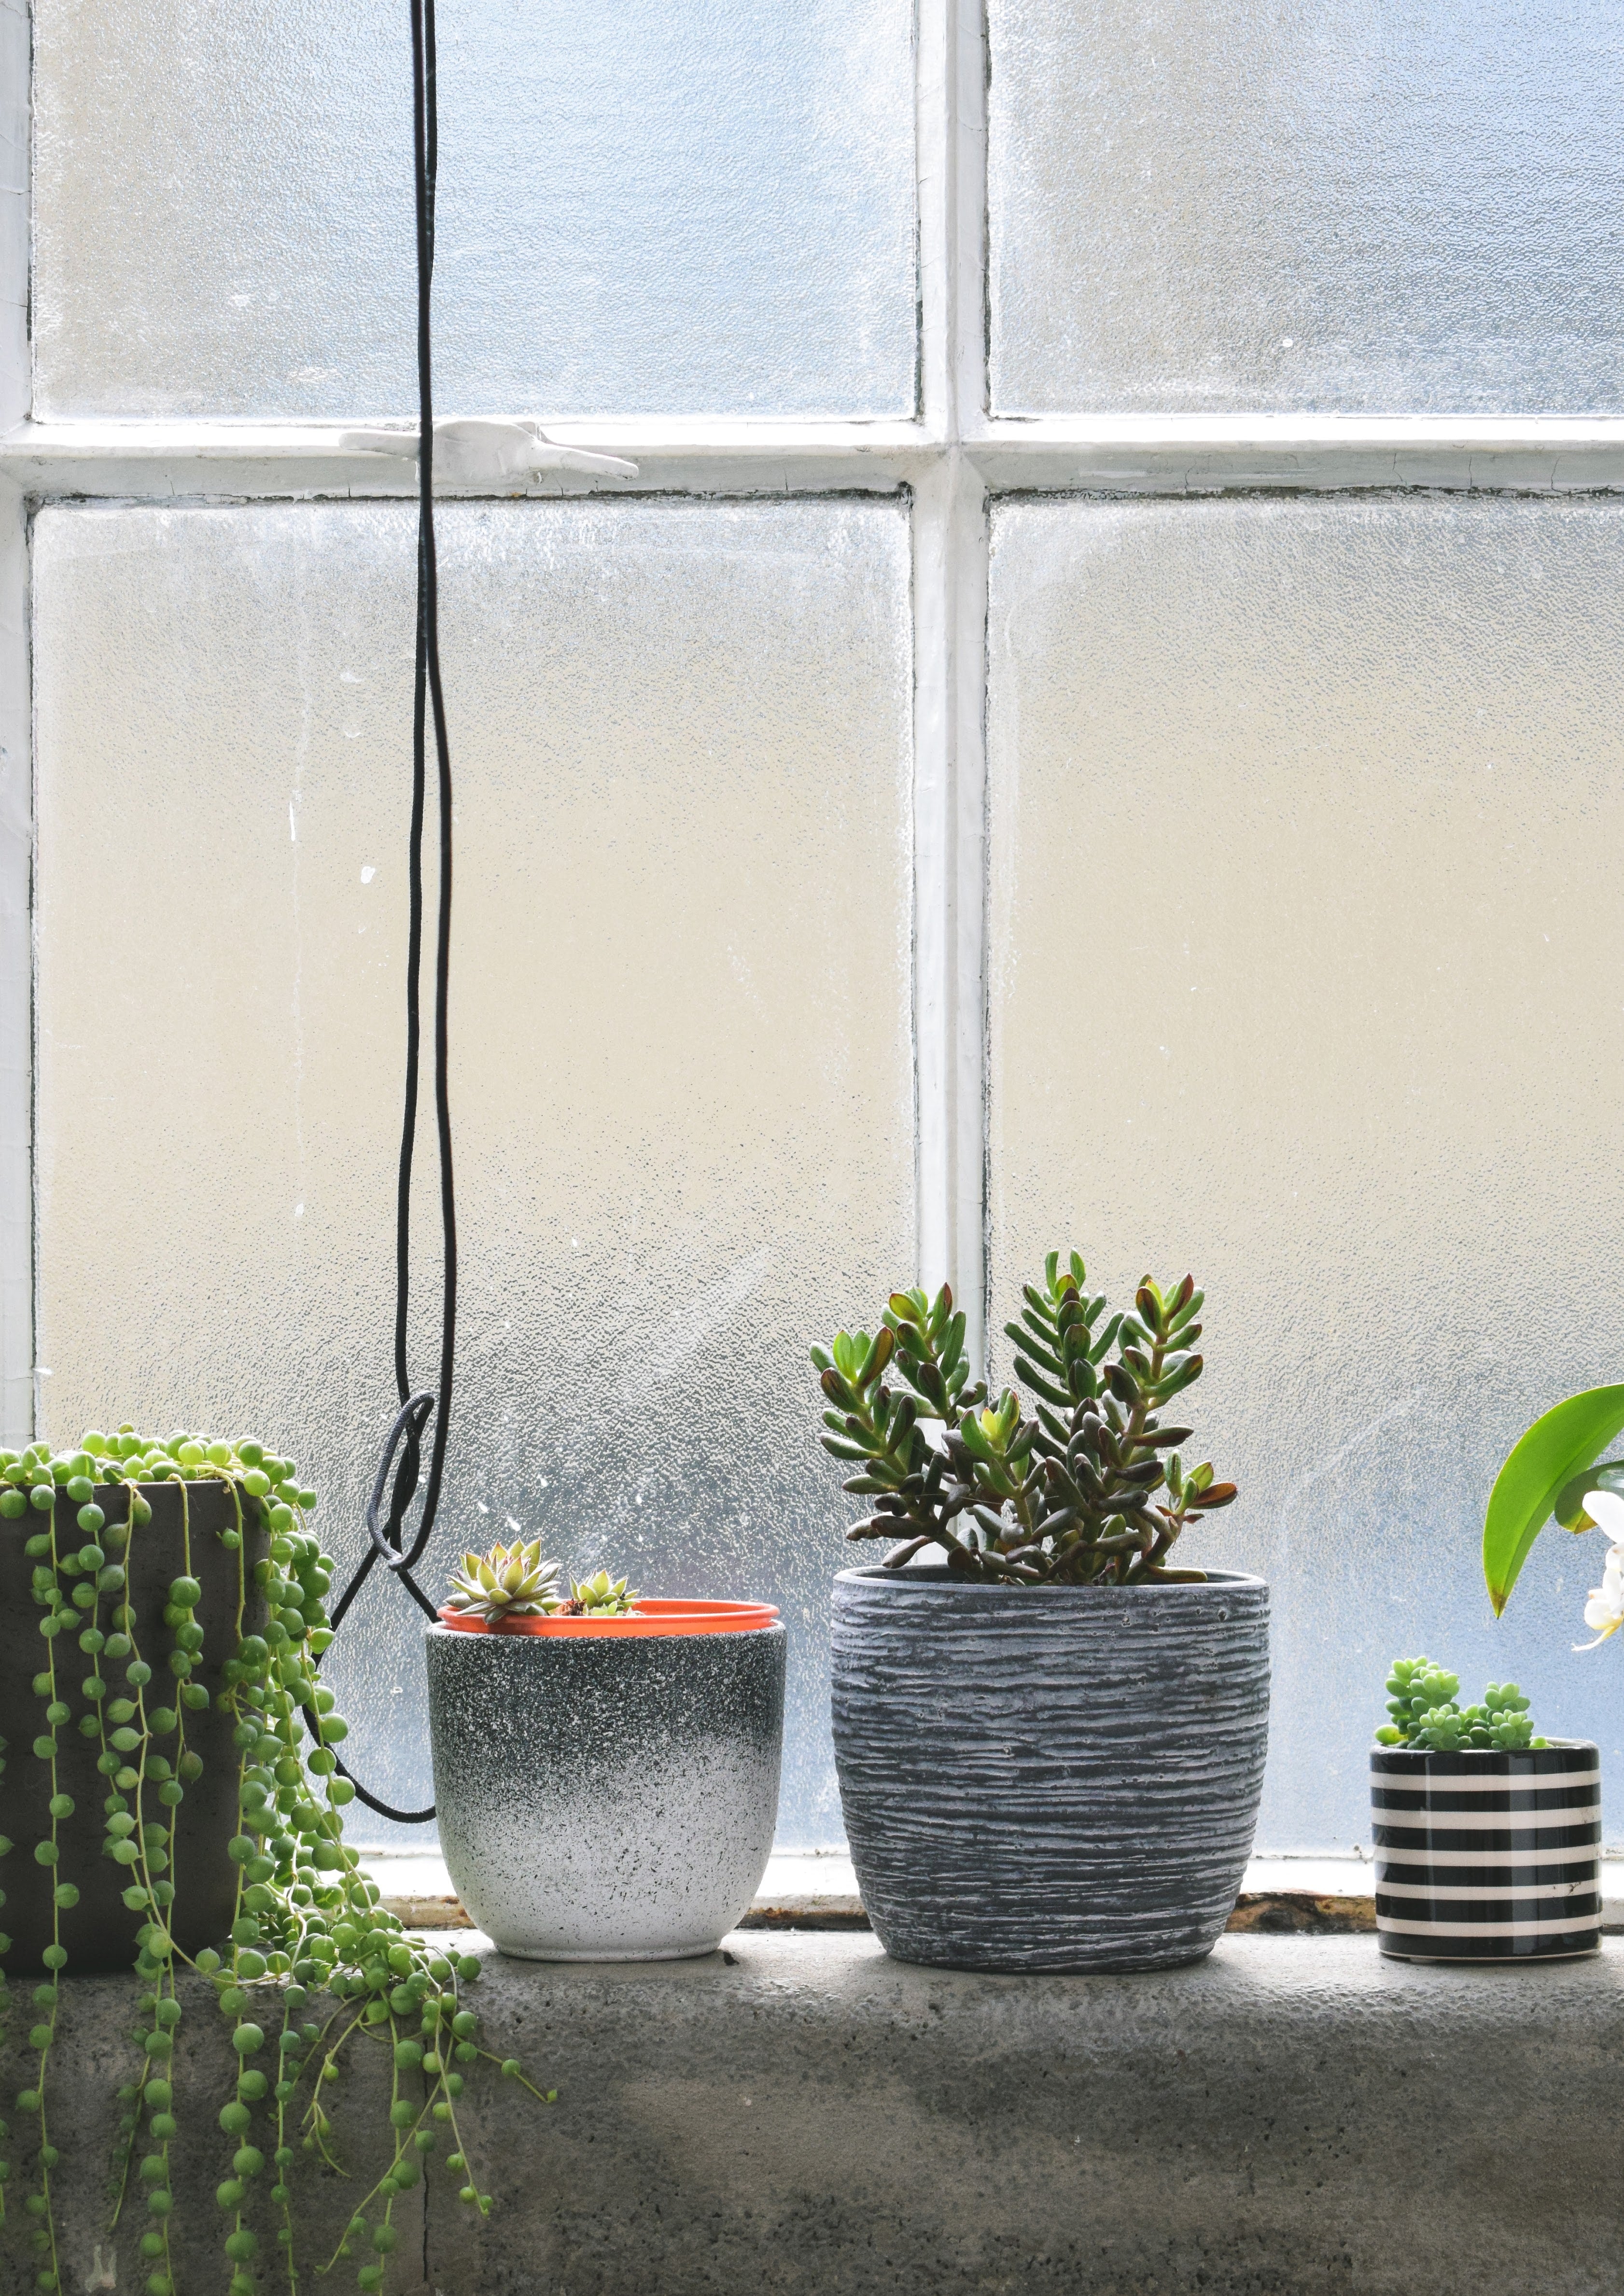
[358,1846,1624,1935]
[447,1929,1619,2296]
[275,1932,1624,2291]
[36,1931,1621,2295]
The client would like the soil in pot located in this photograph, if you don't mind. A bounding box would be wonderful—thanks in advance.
[831,1564,1270,1974]
[0,1482,267,1972]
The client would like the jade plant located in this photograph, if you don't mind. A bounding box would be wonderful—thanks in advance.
[0,1427,551,2296]
[812,1251,1236,1584]
[443,1544,639,1624]
[1375,1657,1548,1751]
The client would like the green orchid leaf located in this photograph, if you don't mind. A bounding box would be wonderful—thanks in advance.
[1552,1458,1624,1532]
[1484,1387,1624,1615]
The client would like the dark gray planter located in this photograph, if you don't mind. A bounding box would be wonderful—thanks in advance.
[1372,1741,1601,1961]
[0,1482,267,1971]
[831,1565,1269,1972]
[425,1621,785,1960]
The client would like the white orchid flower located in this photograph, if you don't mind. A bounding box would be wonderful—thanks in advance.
[1575,1488,1624,1649]
[1583,1487,1624,1543]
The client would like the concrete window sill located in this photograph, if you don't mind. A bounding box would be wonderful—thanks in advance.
[358,1845,1624,1935]
[39,1931,1620,2296]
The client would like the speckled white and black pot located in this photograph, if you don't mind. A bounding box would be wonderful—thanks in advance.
[424,1621,785,1960]
[831,1565,1269,1973]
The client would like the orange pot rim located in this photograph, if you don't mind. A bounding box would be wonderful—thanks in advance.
[434,1597,780,1639]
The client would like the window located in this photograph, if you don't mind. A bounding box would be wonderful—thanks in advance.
[5,0,1622,1850]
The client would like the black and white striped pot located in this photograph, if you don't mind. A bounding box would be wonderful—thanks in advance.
[830,1565,1270,1973]
[1371,1742,1601,1962]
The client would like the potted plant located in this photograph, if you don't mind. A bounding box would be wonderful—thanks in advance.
[814,1253,1268,1974]
[1371,1657,1599,1961]
[0,1427,550,2296]
[1484,1384,1624,1642]
[424,1542,785,1960]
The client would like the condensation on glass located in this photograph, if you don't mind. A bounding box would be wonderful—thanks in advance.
[32,0,916,420]
[987,0,1624,414]
[986,495,1624,1850]
[32,498,915,1846]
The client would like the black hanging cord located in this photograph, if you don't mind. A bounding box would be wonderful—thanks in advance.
[310,0,455,1825]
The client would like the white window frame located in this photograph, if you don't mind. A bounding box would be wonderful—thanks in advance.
[4,0,1624,1443]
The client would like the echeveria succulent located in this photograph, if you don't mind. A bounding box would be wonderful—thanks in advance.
[445,1539,563,1623]
[563,1571,639,1616]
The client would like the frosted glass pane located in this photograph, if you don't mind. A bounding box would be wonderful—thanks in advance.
[33,0,915,420]
[987,496,1624,1851]
[33,498,914,1847]
[988,0,1624,414]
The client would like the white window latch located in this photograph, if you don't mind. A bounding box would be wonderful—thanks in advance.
[337,417,638,488]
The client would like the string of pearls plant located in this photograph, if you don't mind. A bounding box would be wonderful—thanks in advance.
[0,1428,551,2296]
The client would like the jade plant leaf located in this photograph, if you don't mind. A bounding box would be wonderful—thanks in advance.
[1484,1387,1624,1616]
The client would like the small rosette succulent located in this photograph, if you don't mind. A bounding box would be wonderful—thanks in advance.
[562,1570,639,1616]
[446,1538,563,1623]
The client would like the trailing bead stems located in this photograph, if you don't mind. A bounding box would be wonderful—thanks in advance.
[0,1428,551,2296]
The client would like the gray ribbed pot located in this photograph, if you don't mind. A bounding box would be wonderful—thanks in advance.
[831,1565,1270,1973]
[425,1622,785,1960]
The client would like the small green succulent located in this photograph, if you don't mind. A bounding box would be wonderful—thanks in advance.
[564,1571,639,1616]
[1376,1656,1548,1750]
[446,1538,563,1623]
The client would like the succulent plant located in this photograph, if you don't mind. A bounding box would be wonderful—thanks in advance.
[561,1571,639,1617]
[812,1253,1235,1586]
[445,1539,563,1623]
[1375,1657,1548,1750]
